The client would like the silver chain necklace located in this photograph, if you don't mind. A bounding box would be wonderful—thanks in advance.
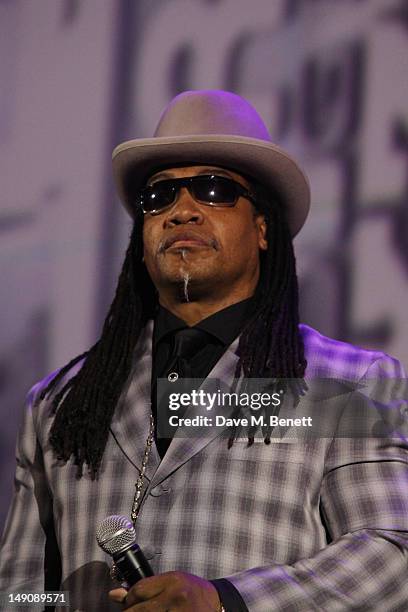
[131,412,155,522]
[110,412,155,580]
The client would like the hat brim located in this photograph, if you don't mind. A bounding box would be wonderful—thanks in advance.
[112,135,310,237]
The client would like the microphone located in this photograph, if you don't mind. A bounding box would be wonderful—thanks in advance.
[96,515,154,586]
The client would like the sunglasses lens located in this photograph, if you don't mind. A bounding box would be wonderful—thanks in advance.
[139,175,246,213]
[192,176,238,204]
[140,180,176,213]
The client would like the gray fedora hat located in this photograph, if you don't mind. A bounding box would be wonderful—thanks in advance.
[112,90,310,236]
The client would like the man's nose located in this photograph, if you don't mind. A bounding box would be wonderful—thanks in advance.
[165,187,205,226]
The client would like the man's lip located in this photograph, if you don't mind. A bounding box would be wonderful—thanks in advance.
[168,239,209,249]
[162,232,217,250]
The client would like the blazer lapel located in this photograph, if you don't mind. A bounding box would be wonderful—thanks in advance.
[109,320,160,480]
[150,338,240,488]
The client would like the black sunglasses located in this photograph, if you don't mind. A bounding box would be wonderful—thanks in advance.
[137,174,256,215]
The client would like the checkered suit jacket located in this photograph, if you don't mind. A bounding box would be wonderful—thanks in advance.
[1,323,408,611]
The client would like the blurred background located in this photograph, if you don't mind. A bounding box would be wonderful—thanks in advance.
[1,0,407,531]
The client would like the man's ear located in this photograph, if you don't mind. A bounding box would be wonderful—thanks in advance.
[256,215,268,251]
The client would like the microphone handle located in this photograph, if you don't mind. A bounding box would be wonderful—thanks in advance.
[113,542,154,586]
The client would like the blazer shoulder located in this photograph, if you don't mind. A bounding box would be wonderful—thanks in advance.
[299,323,406,380]
[29,356,85,400]
[24,356,87,436]
[26,320,154,422]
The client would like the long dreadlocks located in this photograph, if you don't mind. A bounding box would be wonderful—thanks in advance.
[40,186,306,476]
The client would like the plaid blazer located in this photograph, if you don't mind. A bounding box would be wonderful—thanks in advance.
[1,323,408,612]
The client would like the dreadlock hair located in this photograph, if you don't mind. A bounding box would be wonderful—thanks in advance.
[41,184,306,476]
[227,184,307,446]
[234,183,306,380]
[40,207,156,477]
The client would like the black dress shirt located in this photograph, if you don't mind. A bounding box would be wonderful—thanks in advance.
[152,297,255,456]
[152,299,253,612]
[153,298,254,382]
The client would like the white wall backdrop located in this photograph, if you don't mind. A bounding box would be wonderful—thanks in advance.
[1,0,407,531]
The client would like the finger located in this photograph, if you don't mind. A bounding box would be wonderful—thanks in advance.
[108,587,128,603]
[122,592,174,612]
[126,575,166,604]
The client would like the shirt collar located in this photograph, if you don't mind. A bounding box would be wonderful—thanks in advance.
[154,297,255,348]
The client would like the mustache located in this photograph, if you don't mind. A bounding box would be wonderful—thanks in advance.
[158,230,219,252]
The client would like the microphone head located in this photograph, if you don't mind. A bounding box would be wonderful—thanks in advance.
[96,515,136,556]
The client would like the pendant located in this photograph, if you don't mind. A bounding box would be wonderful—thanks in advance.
[110,561,119,581]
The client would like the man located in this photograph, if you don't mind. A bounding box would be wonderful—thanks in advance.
[0,90,407,611]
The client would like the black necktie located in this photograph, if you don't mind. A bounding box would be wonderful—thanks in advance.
[154,327,210,457]
[165,327,210,380]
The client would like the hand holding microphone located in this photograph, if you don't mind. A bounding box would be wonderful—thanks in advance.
[96,514,154,587]
[96,514,223,610]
